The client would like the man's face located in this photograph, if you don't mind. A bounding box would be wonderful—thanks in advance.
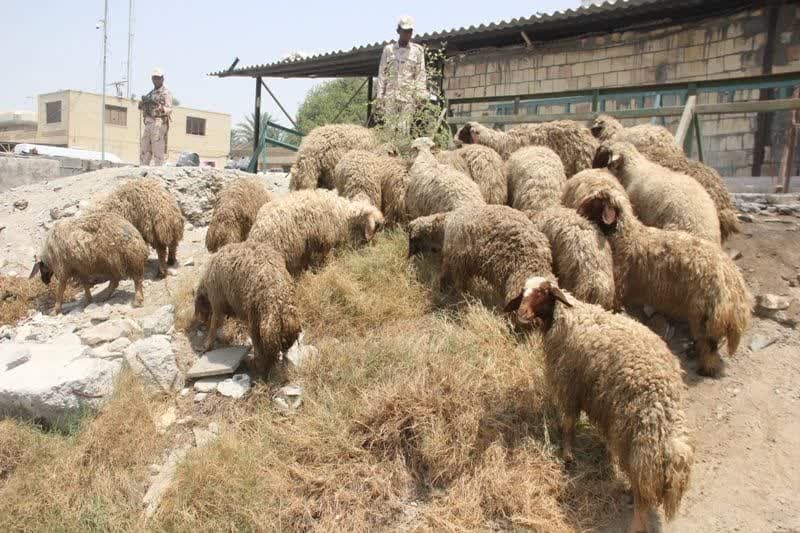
[397,28,413,46]
[152,76,164,89]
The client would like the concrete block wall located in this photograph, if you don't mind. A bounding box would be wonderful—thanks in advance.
[445,4,800,177]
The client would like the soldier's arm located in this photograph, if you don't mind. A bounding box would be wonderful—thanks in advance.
[160,91,173,119]
[415,47,428,102]
[375,46,389,100]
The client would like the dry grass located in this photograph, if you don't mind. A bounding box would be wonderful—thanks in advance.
[0,372,167,531]
[0,275,79,326]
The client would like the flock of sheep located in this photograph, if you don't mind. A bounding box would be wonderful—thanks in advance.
[29,113,754,532]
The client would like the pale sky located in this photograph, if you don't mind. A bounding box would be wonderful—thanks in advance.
[3,1,579,129]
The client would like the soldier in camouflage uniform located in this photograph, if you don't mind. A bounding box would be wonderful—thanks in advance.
[138,68,173,166]
[375,15,427,134]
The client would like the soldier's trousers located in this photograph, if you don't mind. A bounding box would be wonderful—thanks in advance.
[140,121,169,166]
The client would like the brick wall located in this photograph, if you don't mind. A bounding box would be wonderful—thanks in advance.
[444,4,800,177]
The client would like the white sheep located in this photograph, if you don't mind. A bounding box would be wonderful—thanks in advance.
[506,146,566,215]
[435,144,507,204]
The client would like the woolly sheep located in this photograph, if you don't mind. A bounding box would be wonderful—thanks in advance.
[248,189,385,276]
[506,146,566,215]
[289,124,379,190]
[577,186,752,377]
[332,149,410,226]
[408,205,554,308]
[594,141,721,244]
[455,120,598,176]
[95,178,185,277]
[590,114,740,240]
[30,211,148,314]
[531,206,615,310]
[435,144,507,204]
[194,241,301,377]
[405,137,485,219]
[561,168,626,209]
[508,278,693,533]
[205,176,273,252]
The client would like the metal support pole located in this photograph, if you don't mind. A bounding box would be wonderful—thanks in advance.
[261,80,299,130]
[253,76,262,173]
[366,76,373,127]
[100,0,108,167]
[126,0,134,98]
[693,113,704,162]
[779,87,800,193]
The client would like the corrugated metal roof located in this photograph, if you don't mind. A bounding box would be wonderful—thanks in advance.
[210,0,758,78]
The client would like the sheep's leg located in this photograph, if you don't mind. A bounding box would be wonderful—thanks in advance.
[202,305,223,353]
[82,282,94,307]
[155,245,168,278]
[132,278,144,307]
[52,278,68,315]
[167,244,178,266]
[696,337,722,377]
[628,488,649,533]
[561,412,577,465]
[249,320,276,378]
[98,279,119,301]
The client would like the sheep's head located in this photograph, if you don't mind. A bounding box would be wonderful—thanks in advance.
[588,114,621,140]
[407,213,447,256]
[410,137,435,157]
[455,122,481,145]
[592,141,634,174]
[505,277,572,329]
[29,258,53,285]
[193,286,211,324]
[576,188,627,235]
[353,204,385,244]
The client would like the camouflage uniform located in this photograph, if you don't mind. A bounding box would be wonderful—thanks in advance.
[375,41,427,133]
[139,85,173,166]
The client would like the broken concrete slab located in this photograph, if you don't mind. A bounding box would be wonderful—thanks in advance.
[217,373,251,399]
[79,318,142,346]
[125,336,180,393]
[186,346,250,379]
[139,305,174,337]
[143,445,191,518]
[192,376,223,393]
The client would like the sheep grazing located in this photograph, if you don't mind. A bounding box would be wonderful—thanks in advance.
[95,178,185,277]
[508,278,693,533]
[590,114,741,241]
[531,206,615,310]
[206,176,273,252]
[405,137,485,219]
[435,144,507,204]
[593,141,721,244]
[577,186,752,377]
[194,241,301,377]
[561,168,626,209]
[455,120,598,176]
[506,146,566,215]
[30,212,148,314]
[248,189,385,276]
[332,149,410,226]
[289,124,379,190]
[408,205,553,309]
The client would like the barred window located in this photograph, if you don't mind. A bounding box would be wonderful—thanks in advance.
[45,101,62,124]
[186,116,206,136]
[104,105,127,126]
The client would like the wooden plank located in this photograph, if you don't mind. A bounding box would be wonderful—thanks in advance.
[675,95,697,147]
[779,87,800,193]
[694,114,705,163]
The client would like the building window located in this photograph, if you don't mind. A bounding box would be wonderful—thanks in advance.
[186,116,206,136]
[45,101,62,124]
[104,105,128,126]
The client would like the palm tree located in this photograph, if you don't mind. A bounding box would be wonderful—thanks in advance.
[233,111,290,149]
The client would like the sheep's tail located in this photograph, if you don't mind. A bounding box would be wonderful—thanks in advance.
[289,155,321,190]
[718,208,742,241]
[662,431,693,520]
[709,264,752,356]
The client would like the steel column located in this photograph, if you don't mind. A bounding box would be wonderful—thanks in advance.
[253,76,262,173]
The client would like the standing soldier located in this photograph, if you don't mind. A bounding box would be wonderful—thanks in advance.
[375,15,427,134]
[138,68,173,166]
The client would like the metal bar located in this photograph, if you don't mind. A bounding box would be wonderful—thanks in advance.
[675,95,697,147]
[253,77,262,173]
[591,90,599,112]
[697,98,800,114]
[330,77,368,124]
[366,76,373,127]
[513,97,520,115]
[651,93,662,125]
[261,80,299,130]
[694,114,704,163]
[262,136,300,152]
[779,87,800,193]
[265,120,303,138]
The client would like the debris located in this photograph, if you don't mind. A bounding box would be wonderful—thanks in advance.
[285,339,319,368]
[749,335,777,352]
[13,199,28,211]
[186,346,250,379]
[217,373,251,399]
[193,392,208,402]
[179,387,191,397]
[192,376,223,393]
[79,318,142,346]
[756,294,791,314]
[737,213,754,223]
[85,303,112,324]
[158,406,177,433]
[727,249,742,260]
[273,384,303,411]
[182,257,195,267]
[139,304,175,337]
[124,336,180,393]
[192,424,220,447]
[143,445,191,517]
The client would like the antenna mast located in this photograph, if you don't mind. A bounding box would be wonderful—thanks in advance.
[127,0,135,98]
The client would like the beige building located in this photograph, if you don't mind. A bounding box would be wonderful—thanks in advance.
[8,90,230,167]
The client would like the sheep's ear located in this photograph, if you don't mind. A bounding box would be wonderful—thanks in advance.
[456,123,473,145]
[552,286,572,308]
[504,292,524,313]
[364,216,377,241]
[29,261,41,279]
[592,147,611,168]
[609,152,621,164]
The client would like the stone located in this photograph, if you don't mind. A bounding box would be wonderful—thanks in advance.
[756,294,791,313]
[749,335,776,352]
[192,376,223,393]
[186,346,250,379]
[193,392,208,402]
[217,373,251,399]
[738,213,754,223]
[274,384,303,410]
[86,304,112,324]
[192,424,219,447]
[143,445,191,517]
[727,249,743,260]
[79,318,142,346]
[284,334,319,368]
[139,305,175,337]
[124,336,180,393]
[158,406,176,433]
[0,325,12,340]
[106,337,132,353]
[0,342,121,430]
[13,199,28,210]
[179,387,191,397]
[642,305,656,319]
[647,314,674,341]
[182,257,195,267]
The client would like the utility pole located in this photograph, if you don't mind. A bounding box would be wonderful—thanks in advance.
[100,0,109,167]
[127,0,135,98]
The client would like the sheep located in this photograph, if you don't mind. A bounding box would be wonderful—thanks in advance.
[408,205,554,309]
[506,146,566,215]
[95,178,185,277]
[435,144,507,204]
[455,120,598,176]
[29,211,148,314]
[205,176,273,252]
[194,241,301,377]
[404,137,485,219]
[577,186,752,377]
[332,149,410,226]
[530,206,615,310]
[561,168,626,209]
[590,114,741,240]
[248,189,385,276]
[289,124,379,190]
[593,141,721,244]
[507,278,693,533]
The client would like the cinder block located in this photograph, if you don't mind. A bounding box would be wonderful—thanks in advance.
[724,55,742,71]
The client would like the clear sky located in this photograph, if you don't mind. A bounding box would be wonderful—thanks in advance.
[3,0,579,129]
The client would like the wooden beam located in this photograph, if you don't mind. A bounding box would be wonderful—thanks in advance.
[675,95,697,147]
[520,31,533,48]
[694,114,704,163]
[779,87,800,193]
